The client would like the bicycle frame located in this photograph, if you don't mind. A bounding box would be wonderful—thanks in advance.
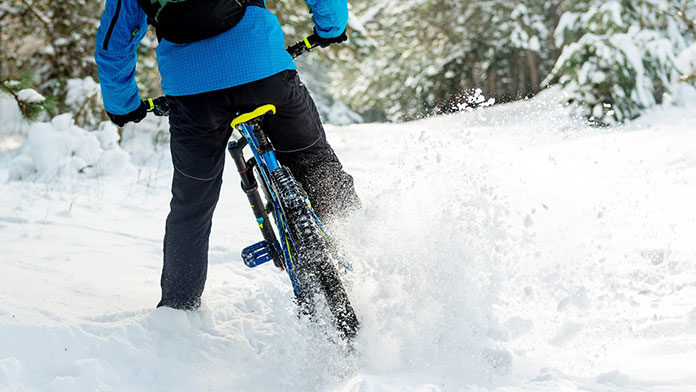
[228,116,359,339]
[227,120,304,296]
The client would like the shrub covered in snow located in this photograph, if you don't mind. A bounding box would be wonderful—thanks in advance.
[547,0,695,123]
[1,72,56,121]
[65,76,103,128]
[7,113,130,181]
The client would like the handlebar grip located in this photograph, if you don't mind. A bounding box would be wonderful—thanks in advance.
[286,34,320,58]
[145,96,169,116]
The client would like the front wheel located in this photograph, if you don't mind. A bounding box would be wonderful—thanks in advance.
[271,167,359,340]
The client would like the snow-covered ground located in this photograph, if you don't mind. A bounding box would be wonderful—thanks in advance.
[1,88,695,391]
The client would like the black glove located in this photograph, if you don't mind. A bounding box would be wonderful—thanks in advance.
[313,27,347,48]
[107,101,148,127]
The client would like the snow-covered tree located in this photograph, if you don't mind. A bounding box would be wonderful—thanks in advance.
[331,0,558,121]
[4,0,694,125]
[0,1,100,94]
[0,0,163,127]
[1,1,101,125]
[547,0,695,123]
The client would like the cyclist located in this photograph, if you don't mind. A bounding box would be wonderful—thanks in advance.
[95,0,360,310]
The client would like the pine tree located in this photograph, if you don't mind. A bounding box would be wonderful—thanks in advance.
[331,0,558,121]
[547,0,693,123]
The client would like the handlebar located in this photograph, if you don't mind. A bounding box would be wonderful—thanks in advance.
[146,34,323,117]
[286,34,320,59]
[144,97,169,116]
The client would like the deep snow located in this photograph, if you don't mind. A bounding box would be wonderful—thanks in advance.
[1,88,695,391]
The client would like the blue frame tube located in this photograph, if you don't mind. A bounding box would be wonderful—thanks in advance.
[239,123,302,295]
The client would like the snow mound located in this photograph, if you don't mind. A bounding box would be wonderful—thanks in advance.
[120,114,172,169]
[0,93,26,136]
[7,113,130,181]
[65,77,100,110]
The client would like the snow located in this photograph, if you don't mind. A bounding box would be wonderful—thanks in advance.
[65,77,100,110]
[601,1,624,27]
[1,89,696,391]
[16,89,45,104]
[5,114,130,181]
[675,41,696,77]
[554,13,579,47]
[0,93,26,136]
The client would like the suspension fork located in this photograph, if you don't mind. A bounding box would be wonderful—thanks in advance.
[227,138,283,267]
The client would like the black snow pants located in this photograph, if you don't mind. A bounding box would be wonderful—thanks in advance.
[158,70,359,310]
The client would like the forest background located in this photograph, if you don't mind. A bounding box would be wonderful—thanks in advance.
[1,0,695,127]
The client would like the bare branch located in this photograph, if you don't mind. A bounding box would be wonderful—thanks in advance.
[18,0,50,30]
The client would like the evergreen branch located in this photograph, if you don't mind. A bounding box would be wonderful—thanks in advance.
[1,75,49,120]
[676,1,696,38]
[0,78,20,101]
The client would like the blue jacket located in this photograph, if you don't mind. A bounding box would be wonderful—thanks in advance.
[95,0,348,115]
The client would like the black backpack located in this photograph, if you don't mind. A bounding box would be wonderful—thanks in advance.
[137,0,265,44]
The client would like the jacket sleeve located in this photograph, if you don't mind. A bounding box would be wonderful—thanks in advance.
[304,0,349,38]
[94,0,149,115]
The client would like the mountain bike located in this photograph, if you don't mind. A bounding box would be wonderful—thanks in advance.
[146,35,359,340]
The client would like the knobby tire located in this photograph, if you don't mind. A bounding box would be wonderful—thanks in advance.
[270,167,359,340]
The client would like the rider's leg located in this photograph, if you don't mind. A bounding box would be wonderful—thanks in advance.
[275,146,360,221]
[236,70,360,221]
[158,93,232,310]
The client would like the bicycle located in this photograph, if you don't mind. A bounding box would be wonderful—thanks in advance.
[145,34,359,340]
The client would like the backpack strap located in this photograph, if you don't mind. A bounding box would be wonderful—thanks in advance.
[247,0,265,8]
[144,0,267,44]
